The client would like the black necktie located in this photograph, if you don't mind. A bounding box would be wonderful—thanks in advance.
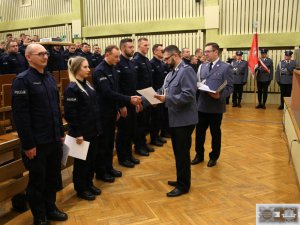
[209,62,213,72]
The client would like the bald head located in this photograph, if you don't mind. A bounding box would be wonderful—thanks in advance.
[25,44,49,73]
[25,43,46,55]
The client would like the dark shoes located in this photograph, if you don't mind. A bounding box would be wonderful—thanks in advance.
[158,136,167,143]
[96,173,115,183]
[109,169,122,177]
[237,103,242,108]
[207,159,217,167]
[161,133,171,138]
[34,218,50,225]
[119,160,135,168]
[166,188,188,197]
[232,103,237,107]
[278,105,284,110]
[150,140,163,147]
[47,208,68,221]
[262,104,266,109]
[135,148,149,156]
[167,181,177,187]
[145,145,155,152]
[130,156,140,164]
[191,155,204,165]
[89,185,101,195]
[256,104,262,109]
[77,190,96,201]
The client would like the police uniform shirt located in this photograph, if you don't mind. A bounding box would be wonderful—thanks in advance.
[93,60,130,116]
[275,59,296,84]
[48,49,66,71]
[63,51,78,68]
[133,52,153,90]
[231,60,248,84]
[91,53,103,68]
[257,57,274,82]
[0,52,28,74]
[150,57,169,91]
[79,51,94,68]
[12,67,64,150]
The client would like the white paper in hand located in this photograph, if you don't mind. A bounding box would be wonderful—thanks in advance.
[64,135,90,160]
[137,87,162,105]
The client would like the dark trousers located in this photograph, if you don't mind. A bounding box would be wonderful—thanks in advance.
[96,116,116,176]
[257,81,269,105]
[116,107,137,162]
[232,84,244,104]
[135,108,151,149]
[171,125,195,192]
[280,84,292,106]
[73,136,98,192]
[195,112,223,161]
[22,142,62,220]
[150,104,164,141]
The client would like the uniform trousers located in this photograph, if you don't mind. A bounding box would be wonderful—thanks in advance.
[135,108,151,149]
[22,141,62,220]
[195,112,223,161]
[279,84,292,107]
[232,84,244,104]
[257,81,270,105]
[170,125,195,192]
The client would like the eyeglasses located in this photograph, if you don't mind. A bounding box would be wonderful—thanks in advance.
[164,54,173,61]
[30,52,49,57]
[204,50,215,54]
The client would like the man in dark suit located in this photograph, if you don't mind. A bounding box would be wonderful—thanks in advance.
[192,42,233,167]
[155,45,198,197]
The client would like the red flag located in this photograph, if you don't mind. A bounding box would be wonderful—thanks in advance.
[248,33,258,77]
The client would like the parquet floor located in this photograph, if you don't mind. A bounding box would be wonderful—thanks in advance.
[2,104,300,225]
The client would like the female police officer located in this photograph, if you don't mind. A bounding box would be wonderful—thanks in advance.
[64,56,102,201]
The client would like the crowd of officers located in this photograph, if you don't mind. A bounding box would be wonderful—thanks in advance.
[4,32,297,225]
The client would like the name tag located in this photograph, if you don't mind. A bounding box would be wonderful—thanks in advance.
[14,90,27,95]
[66,98,77,102]
[99,77,107,81]
[33,82,41,85]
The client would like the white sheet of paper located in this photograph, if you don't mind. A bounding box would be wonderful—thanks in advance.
[61,144,70,166]
[64,135,90,160]
[137,87,162,105]
[197,82,216,93]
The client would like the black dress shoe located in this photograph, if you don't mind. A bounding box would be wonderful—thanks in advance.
[255,104,262,109]
[96,173,115,183]
[47,209,68,221]
[166,188,188,197]
[130,156,140,164]
[144,145,155,152]
[262,104,266,109]
[158,136,167,143]
[237,103,242,108]
[207,159,217,167]
[232,103,237,107]
[150,140,163,147]
[119,160,135,168]
[191,155,204,165]
[167,181,177,187]
[109,169,122,177]
[89,185,101,195]
[34,218,50,225]
[77,190,95,201]
[278,105,284,110]
[135,148,149,156]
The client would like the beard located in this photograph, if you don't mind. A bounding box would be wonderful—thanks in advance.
[125,50,134,58]
[167,58,176,70]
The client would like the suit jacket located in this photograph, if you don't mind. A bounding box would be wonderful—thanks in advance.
[275,60,296,84]
[231,60,248,84]
[197,60,233,114]
[164,61,198,128]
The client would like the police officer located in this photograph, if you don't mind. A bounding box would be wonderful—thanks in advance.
[12,44,68,225]
[93,45,141,181]
[231,50,248,107]
[256,48,273,109]
[115,38,141,168]
[0,40,28,74]
[48,45,66,72]
[133,37,154,156]
[64,56,102,201]
[91,44,103,68]
[79,43,94,68]
[276,50,296,110]
[154,45,198,197]
[181,48,191,66]
[150,44,168,146]
[63,44,78,68]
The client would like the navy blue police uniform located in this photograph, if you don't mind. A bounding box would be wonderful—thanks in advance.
[79,51,94,68]
[91,53,103,68]
[0,52,28,74]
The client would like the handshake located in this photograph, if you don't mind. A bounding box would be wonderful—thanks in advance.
[130,96,142,106]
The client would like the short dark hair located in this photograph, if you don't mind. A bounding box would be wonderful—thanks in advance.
[138,37,148,43]
[105,45,119,54]
[81,42,90,47]
[152,44,163,53]
[164,45,181,55]
[6,33,12,38]
[205,42,220,51]
[195,48,202,54]
[120,38,133,48]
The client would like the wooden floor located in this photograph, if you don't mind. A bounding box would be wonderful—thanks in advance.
[2,104,300,225]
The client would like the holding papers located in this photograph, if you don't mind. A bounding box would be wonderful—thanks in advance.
[197,79,227,93]
[64,134,90,161]
[137,87,163,105]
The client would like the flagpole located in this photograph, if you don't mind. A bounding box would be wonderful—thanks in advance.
[253,21,258,108]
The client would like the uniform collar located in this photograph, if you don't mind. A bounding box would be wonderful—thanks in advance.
[77,78,87,85]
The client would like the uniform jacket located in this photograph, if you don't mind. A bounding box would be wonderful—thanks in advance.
[256,57,273,82]
[164,61,198,128]
[91,53,103,68]
[275,60,296,84]
[0,52,28,74]
[64,80,102,139]
[197,60,233,114]
[150,57,169,91]
[133,52,153,90]
[93,60,130,118]
[12,67,64,151]
[231,60,248,84]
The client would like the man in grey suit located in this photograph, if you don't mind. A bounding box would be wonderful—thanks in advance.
[191,42,233,167]
[155,45,198,197]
